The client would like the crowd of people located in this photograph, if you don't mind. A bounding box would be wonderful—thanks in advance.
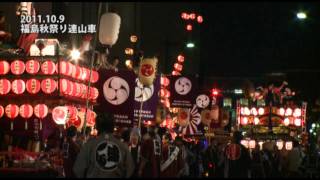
[1,112,319,178]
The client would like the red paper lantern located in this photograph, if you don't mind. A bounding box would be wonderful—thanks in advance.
[172,70,180,76]
[52,106,68,125]
[86,109,96,127]
[181,12,188,20]
[19,104,33,119]
[26,79,41,94]
[160,76,170,87]
[197,15,203,23]
[81,84,89,99]
[41,60,56,75]
[89,87,99,100]
[41,78,57,94]
[174,63,183,72]
[73,66,83,80]
[68,63,75,77]
[60,79,73,95]
[0,61,10,75]
[186,24,193,31]
[0,79,11,95]
[11,60,25,75]
[11,79,26,95]
[5,104,19,119]
[80,67,88,81]
[57,61,72,76]
[66,106,78,122]
[34,104,48,119]
[177,55,185,63]
[25,60,40,74]
[72,83,82,97]
[0,105,4,118]
[90,70,99,83]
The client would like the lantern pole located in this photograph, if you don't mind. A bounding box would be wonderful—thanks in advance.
[83,2,103,136]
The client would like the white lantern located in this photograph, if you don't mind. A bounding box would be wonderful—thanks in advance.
[240,140,249,148]
[283,118,290,126]
[249,140,256,149]
[276,140,284,150]
[99,13,121,46]
[293,108,302,117]
[285,141,293,150]
[258,107,265,115]
[285,108,293,116]
[254,117,260,125]
[279,107,285,116]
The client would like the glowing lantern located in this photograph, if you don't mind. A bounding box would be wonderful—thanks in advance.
[41,60,56,75]
[41,78,57,94]
[251,108,258,116]
[294,118,301,126]
[293,108,301,117]
[26,79,41,94]
[138,57,158,86]
[25,60,40,74]
[172,70,180,76]
[73,83,82,97]
[276,140,284,150]
[0,105,4,118]
[19,104,33,130]
[125,48,134,55]
[242,117,248,125]
[5,104,19,130]
[177,55,185,63]
[181,12,188,19]
[60,79,73,95]
[0,61,10,75]
[72,65,82,79]
[80,67,88,81]
[244,107,250,116]
[249,140,256,149]
[34,104,48,130]
[285,108,292,116]
[89,87,99,100]
[86,109,96,127]
[66,106,78,122]
[254,117,260,125]
[52,106,68,125]
[197,15,203,23]
[90,70,99,83]
[283,118,290,126]
[130,35,138,43]
[10,60,25,75]
[174,63,183,72]
[80,84,88,99]
[285,141,293,150]
[279,107,285,116]
[189,13,196,20]
[0,79,11,95]
[186,24,192,31]
[240,140,249,148]
[258,141,264,150]
[57,61,72,76]
[258,107,265,115]
[11,79,25,95]
[160,76,170,87]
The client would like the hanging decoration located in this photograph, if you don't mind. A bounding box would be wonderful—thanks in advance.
[34,104,48,130]
[5,104,19,130]
[41,78,57,94]
[26,79,41,94]
[138,57,158,86]
[19,104,33,130]
[11,79,26,95]
[0,79,11,95]
[0,61,10,75]
[10,60,25,75]
[41,60,56,75]
[25,59,40,74]
[0,105,4,118]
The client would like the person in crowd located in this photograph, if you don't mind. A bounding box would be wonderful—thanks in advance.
[73,112,134,178]
[251,143,265,178]
[138,126,160,178]
[121,127,131,145]
[63,126,80,178]
[128,127,141,177]
[285,140,304,177]
[223,131,251,178]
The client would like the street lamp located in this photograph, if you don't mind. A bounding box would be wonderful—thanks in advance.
[296,12,307,20]
[186,42,195,48]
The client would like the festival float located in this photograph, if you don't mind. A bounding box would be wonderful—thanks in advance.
[236,81,308,151]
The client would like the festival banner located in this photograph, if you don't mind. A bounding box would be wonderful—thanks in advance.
[168,75,198,108]
[133,75,160,125]
[96,69,136,127]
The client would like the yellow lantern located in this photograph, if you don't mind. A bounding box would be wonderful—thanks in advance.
[130,35,138,43]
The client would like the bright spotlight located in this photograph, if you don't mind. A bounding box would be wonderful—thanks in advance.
[70,49,81,60]
[297,12,307,20]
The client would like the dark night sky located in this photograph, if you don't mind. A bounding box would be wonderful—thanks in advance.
[1,2,320,101]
